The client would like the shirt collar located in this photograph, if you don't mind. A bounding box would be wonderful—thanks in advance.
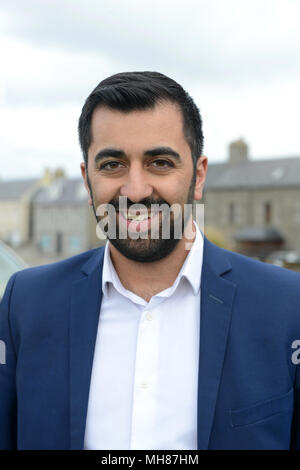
[102,220,203,299]
[176,221,203,295]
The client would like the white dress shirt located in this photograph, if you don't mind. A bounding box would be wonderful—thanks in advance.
[84,222,203,450]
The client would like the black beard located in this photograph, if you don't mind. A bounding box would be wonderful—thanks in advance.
[88,176,195,263]
[109,218,182,263]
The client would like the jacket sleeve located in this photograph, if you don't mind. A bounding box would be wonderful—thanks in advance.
[0,273,18,449]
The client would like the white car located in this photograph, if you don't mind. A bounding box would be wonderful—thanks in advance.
[0,241,27,300]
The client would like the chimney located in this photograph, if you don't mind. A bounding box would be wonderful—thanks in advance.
[54,167,65,179]
[228,138,249,165]
[41,167,54,186]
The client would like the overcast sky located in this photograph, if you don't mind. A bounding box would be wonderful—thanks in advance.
[0,0,300,179]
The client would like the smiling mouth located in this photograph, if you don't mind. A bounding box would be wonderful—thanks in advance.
[120,211,157,221]
[117,211,161,233]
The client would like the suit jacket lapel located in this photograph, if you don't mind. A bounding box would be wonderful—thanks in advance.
[69,238,236,450]
[197,237,237,449]
[69,247,105,450]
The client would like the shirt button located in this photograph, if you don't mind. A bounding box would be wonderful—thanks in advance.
[140,380,149,389]
[145,311,153,321]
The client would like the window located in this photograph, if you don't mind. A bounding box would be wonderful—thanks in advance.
[264,202,272,225]
[69,236,81,253]
[229,202,236,224]
[39,235,51,253]
[56,232,63,255]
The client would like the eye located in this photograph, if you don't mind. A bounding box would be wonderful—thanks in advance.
[150,159,174,169]
[99,161,125,171]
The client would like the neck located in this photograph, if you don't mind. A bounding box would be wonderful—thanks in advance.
[108,218,197,302]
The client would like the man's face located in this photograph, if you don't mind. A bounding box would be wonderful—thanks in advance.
[81,100,207,262]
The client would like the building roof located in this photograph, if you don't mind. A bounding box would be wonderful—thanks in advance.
[2,153,300,202]
[0,178,39,200]
[205,156,300,190]
[33,178,88,205]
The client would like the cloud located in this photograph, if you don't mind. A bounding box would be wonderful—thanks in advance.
[2,0,300,90]
[0,104,83,178]
[1,37,117,106]
[194,77,300,161]
[0,0,300,179]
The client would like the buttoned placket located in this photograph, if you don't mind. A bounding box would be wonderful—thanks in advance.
[129,305,160,449]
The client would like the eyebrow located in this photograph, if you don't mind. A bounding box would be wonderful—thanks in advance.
[94,148,126,163]
[94,146,182,164]
[144,147,181,161]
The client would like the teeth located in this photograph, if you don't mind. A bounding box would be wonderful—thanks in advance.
[122,212,156,221]
[128,214,149,221]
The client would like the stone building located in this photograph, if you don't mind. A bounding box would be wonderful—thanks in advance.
[32,177,102,257]
[202,139,300,259]
[0,177,40,246]
[0,168,65,248]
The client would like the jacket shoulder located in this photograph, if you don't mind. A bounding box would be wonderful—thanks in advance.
[221,246,300,285]
[12,245,105,286]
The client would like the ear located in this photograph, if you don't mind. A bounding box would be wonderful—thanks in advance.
[80,162,93,206]
[193,155,208,201]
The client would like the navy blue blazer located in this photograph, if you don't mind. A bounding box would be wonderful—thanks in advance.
[0,237,300,450]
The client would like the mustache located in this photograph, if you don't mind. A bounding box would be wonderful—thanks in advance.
[108,197,170,212]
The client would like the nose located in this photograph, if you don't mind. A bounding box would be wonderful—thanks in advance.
[119,164,153,202]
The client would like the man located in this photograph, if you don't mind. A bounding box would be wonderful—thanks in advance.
[0,71,300,450]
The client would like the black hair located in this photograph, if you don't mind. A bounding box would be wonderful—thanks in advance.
[78,71,204,170]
